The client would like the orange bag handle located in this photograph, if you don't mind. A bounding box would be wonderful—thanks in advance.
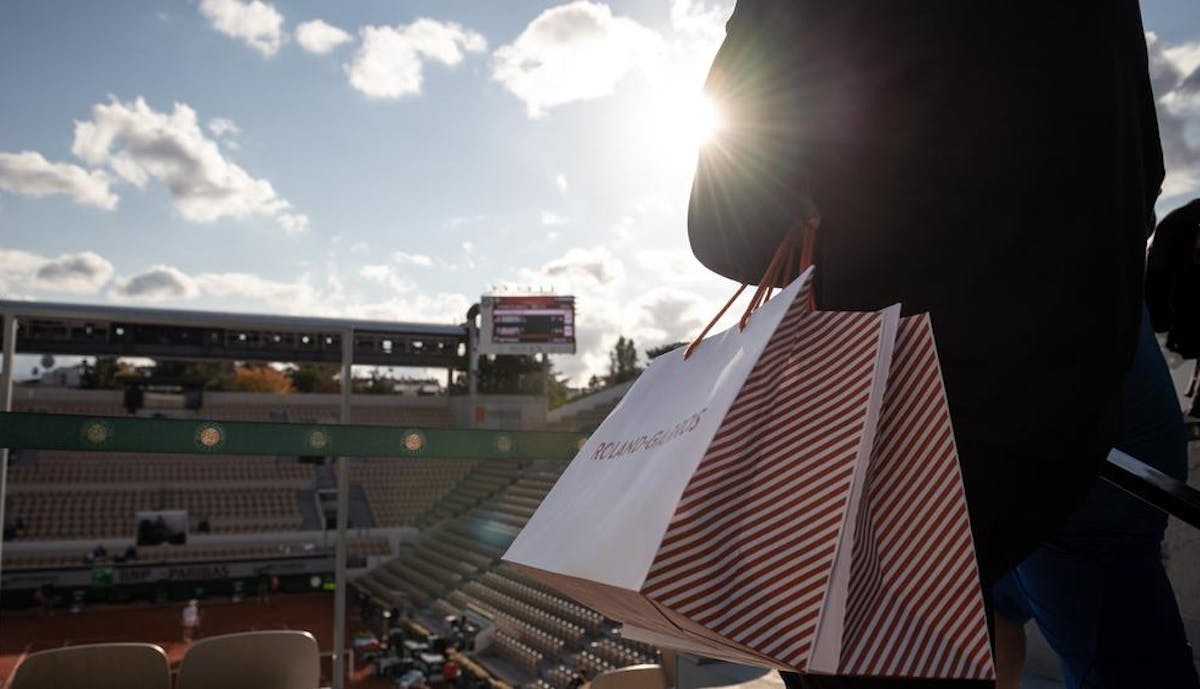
[684,218,817,360]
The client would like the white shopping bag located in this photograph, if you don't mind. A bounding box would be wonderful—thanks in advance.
[505,269,919,674]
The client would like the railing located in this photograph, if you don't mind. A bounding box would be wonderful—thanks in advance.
[1102,445,1200,529]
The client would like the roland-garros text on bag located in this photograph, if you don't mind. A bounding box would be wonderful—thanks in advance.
[503,263,994,679]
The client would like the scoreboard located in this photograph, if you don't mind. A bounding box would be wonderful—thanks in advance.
[479,295,576,355]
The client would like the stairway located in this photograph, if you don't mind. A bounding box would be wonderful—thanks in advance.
[295,489,323,530]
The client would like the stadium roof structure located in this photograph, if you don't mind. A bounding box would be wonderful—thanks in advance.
[0,300,469,369]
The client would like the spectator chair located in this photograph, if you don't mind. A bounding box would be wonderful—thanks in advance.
[175,630,320,689]
[8,642,170,689]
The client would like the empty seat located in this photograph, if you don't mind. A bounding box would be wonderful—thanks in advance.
[9,642,170,689]
[176,630,320,689]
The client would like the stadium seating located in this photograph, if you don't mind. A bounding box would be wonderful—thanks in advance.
[8,387,668,689]
[491,632,545,675]
[8,642,170,689]
[6,451,314,540]
[348,458,671,689]
[176,630,320,689]
[350,458,477,527]
[7,486,303,540]
[9,454,315,485]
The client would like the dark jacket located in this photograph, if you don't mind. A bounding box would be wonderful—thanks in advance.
[1147,199,1200,358]
[689,1,1164,589]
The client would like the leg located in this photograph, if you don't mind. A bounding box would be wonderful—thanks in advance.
[1007,308,1197,688]
[993,616,1026,689]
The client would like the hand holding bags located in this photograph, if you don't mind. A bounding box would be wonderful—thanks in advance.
[504,249,993,680]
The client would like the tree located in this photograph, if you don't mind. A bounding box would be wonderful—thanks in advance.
[607,336,641,384]
[231,364,294,393]
[546,358,570,409]
[151,360,235,390]
[361,370,396,395]
[80,357,129,389]
[646,342,685,361]
[476,355,546,395]
[288,363,340,393]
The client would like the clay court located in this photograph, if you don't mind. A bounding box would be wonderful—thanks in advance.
[0,592,387,687]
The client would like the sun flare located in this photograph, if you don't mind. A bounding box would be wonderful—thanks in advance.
[692,94,721,145]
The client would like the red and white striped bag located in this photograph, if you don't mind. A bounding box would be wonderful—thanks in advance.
[504,249,993,679]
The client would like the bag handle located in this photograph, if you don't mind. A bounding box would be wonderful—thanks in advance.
[684,217,817,360]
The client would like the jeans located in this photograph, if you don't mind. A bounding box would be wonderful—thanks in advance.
[993,306,1198,688]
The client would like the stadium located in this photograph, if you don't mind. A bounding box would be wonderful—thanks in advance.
[2,287,1199,689]
[0,297,674,689]
[3,2,1200,689]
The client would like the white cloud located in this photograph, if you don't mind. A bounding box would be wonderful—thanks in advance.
[72,97,308,232]
[296,19,352,55]
[392,251,433,267]
[35,252,115,293]
[114,260,467,323]
[360,264,391,282]
[113,265,199,301]
[198,0,284,57]
[1147,33,1200,203]
[629,286,707,345]
[0,151,118,209]
[540,210,567,225]
[1164,43,1200,83]
[347,292,472,324]
[668,0,728,41]
[0,248,115,297]
[492,1,663,117]
[0,249,47,298]
[345,20,486,99]
[207,117,241,137]
[194,271,319,307]
[555,173,569,193]
[541,245,623,284]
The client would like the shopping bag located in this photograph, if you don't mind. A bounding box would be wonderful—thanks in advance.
[833,314,993,678]
[504,267,919,674]
[621,313,994,680]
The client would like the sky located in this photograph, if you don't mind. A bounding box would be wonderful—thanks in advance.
[1,0,1199,386]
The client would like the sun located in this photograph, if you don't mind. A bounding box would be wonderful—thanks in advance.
[691,94,722,146]
[664,92,722,153]
[627,88,725,173]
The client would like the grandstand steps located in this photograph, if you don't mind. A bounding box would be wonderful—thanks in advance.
[424,537,494,569]
[441,521,514,555]
[314,463,335,490]
[419,545,481,576]
[417,462,524,527]
[349,483,375,529]
[296,489,323,531]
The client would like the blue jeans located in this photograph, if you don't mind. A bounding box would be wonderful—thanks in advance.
[993,306,1198,688]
